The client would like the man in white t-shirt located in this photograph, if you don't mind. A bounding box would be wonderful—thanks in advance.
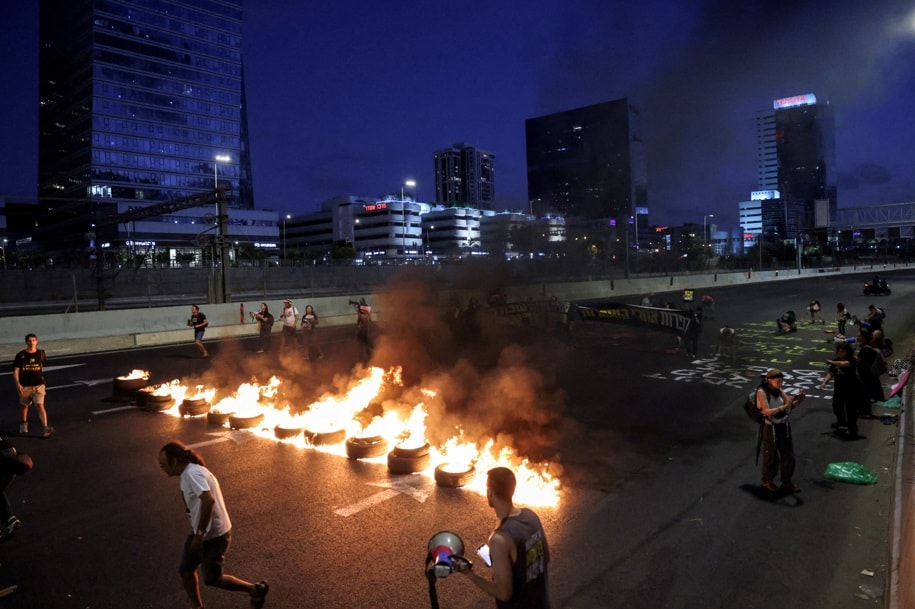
[279,298,298,352]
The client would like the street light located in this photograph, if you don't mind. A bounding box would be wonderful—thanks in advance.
[402,179,415,260]
[703,214,714,265]
[282,214,291,262]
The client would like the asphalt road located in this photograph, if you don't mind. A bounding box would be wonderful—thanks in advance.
[0,269,911,608]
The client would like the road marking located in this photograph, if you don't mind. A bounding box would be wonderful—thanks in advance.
[92,405,138,415]
[335,476,435,517]
[75,378,114,387]
[187,431,258,449]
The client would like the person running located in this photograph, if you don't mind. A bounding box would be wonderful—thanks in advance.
[158,441,269,609]
[13,333,53,437]
[188,305,209,358]
[0,436,33,541]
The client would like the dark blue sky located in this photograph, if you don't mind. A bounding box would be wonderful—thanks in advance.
[2,1,914,229]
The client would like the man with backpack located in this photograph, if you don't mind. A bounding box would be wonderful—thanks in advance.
[754,369,806,493]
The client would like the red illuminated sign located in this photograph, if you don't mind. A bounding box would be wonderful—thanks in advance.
[363,202,388,211]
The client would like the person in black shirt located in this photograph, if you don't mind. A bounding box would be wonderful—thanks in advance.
[13,333,53,437]
[457,467,550,608]
[188,305,209,358]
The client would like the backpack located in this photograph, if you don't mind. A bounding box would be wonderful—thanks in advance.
[743,390,764,424]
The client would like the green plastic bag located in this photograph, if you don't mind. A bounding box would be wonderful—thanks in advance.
[876,395,902,409]
[824,462,878,485]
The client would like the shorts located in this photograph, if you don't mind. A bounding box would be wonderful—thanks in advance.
[282,326,296,337]
[179,531,231,586]
[19,384,46,407]
[194,329,205,342]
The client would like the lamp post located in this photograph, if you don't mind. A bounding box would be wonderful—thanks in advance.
[282,214,290,262]
[402,179,415,260]
[703,214,714,267]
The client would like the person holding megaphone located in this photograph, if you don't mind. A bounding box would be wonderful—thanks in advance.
[454,467,551,608]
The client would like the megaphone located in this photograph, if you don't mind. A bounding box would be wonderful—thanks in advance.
[428,531,465,578]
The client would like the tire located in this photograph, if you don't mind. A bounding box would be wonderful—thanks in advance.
[434,463,477,488]
[228,413,264,430]
[179,398,210,417]
[345,435,389,459]
[207,411,233,426]
[112,376,148,402]
[140,392,174,412]
[304,428,347,446]
[274,425,304,440]
[388,442,430,458]
[387,446,432,474]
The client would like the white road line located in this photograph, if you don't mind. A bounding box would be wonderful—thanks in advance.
[335,476,435,517]
[334,489,400,517]
[91,405,138,415]
[187,437,231,449]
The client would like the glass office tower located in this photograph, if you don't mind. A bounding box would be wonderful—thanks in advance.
[525,98,647,222]
[37,0,253,257]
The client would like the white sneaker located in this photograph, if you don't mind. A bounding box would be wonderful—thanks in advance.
[18,423,27,434]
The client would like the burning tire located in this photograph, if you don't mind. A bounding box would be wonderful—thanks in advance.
[345,436,389,459]
[304,428,347,446]
[229,413,265,430]
[387,443,431,474]
[434,463,477,488]
[274,425,304,440]
[207,411,233,426]
[179,398,210,417]
[112,376,147,402]
[139,391,173,412]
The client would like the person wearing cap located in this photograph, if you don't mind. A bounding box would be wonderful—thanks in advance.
[279,299,298,352]
[755,369,805,492]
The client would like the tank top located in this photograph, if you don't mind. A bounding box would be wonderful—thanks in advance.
[496,507,551,609]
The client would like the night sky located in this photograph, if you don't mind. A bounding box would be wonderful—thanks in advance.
[1,1,914,230]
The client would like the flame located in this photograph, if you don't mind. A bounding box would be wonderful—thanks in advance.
[118,369,149,380]
[147,366,560,506]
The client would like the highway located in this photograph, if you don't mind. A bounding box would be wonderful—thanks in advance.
[0,269,911,608]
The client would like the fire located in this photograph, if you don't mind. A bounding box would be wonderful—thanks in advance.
[133,366,560,506]
[118,369,149,380]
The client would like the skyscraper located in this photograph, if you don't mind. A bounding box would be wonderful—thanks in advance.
[37,0,254,256]
[755,93,836,240]
[433,143,495,209]
[525,98,647,221]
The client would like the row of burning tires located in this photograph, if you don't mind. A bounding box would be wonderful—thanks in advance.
[133,387,475,486]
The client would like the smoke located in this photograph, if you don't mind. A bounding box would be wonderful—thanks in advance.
[369,266,567,462]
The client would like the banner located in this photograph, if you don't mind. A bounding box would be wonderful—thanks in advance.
[570,302,694,336]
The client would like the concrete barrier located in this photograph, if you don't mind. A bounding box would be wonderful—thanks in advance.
[0,265,865,361]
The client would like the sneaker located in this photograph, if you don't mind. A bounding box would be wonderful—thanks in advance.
[761,481,778,492]
[18,423,27,434]
[201,352,209,359]
[781,482,801,493]
[250,580,269,608]
[41,426,54,438]
[0,516,20,543]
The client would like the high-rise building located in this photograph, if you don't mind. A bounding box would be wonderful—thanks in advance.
[36,0,258,258]
[433,143,495,209]
[525,98,647,222]
[755,93,836,240]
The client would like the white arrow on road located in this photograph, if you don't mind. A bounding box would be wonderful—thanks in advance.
[335,476,435,517]
[187,430,259,450]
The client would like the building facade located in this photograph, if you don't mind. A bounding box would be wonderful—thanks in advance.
[755,93,836,240]
[525,98,648,223]
[35,0,263,263]
[433,143,495,209]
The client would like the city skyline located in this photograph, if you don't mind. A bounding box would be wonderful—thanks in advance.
[2,1,914,231]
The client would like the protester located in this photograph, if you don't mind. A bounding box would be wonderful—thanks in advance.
[13,333,53,437]
[355,300,373,363]
[776,311,797,334]
[755,369,805,492]
[806,299,824,324]
[819,343,865,437]
[713,325,737,360]
[188,305,209,358]
[158,441,269,609]
[835,302,851,336]
[301,304,324,361]
[456,467,550,608]
[252,303,274,353]
[0,437,32,541]
[279,299,299,352]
